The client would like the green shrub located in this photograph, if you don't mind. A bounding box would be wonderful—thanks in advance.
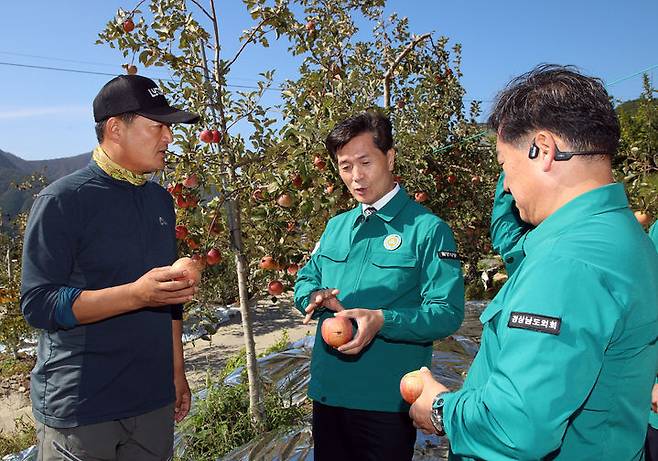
[176,344,308,461]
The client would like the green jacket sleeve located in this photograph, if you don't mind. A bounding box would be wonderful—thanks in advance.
[293,240,324,317]
[378,220,465,342]
[649,222,658,251]
[490,173,533,275]
[442,256,618,460]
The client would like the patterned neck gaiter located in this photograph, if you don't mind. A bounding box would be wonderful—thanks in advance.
[92,145,147,186]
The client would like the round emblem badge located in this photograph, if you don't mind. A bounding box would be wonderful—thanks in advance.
[383,234,402,251]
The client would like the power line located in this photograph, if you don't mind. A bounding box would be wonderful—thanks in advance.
[0,61,284,92]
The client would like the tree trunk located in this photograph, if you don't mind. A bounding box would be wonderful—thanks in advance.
[201,5,265,426]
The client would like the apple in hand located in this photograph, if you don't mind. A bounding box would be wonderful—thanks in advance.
[171,257,202,286]
[400,370,423,404]
[321,316,353,348]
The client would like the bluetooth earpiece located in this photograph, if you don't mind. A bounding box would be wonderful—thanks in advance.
[528,141,540,159]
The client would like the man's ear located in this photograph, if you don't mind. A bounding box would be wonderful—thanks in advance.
[104,117,122,143]
[534,131,557,172]
[386,148,396,172]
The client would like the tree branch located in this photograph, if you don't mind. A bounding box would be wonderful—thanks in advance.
[383,33,431,109]
[225,16,274,71]
[188,0,213,21]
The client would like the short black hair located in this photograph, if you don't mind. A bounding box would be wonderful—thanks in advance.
[326,111,393,158]
[488,64,620,154]
[95,112,138,143]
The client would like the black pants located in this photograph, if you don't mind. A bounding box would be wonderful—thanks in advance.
[312,401,416,461]
[647,425,658,461]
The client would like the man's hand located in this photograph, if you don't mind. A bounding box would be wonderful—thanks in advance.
[303,288,342,324]
[129,266,197,308]
[409,367,450,435]
[174,370,191,423]
[334,308,384,355]
[652,383,658,413]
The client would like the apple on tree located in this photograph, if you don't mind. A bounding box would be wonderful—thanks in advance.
[122,18,135,33]
[267,280,284,296]
[277,193,293,208]
[175,225,188,240]
[206,248,222,266]
[259,256,278,270]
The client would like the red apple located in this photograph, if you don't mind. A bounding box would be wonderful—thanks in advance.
[211,130,221,143]
[287,263,299,275]
[447,174,457,185]
[259,256,278,270]
[167,183,183,197]
[183,174,198,188]
[200,130,213,143]
[325,183,335,194]
[186,238,199,250]
[172,256,202,286]
[277,193,293,208]
[267,280,284,296]
[415,191,429,203]
[396,99,406,109]
[400,370,424,404]
[206,248,222,266]
[313,156,327,171]
[305,20,316,32]
[175,225,188,240]
[252,188,264,202]
[176,195,188,208]
[122,18,135,33]
[321,316,353,348]
[291,173,303,189]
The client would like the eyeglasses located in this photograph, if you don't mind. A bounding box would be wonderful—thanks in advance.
[529,141,609,161]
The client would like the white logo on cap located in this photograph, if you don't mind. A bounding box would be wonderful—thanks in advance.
[148,88,164,98]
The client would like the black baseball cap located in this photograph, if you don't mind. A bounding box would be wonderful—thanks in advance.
[93,74,200,124]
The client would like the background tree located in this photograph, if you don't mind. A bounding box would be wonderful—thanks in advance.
[615,74,658,226]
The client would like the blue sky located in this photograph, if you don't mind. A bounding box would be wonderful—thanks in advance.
[1,0,656,160]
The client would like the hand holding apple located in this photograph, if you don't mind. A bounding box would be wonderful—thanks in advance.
[171,257,203,286]
[129,265,198,308]
[408,367,450,435]
[303,288,342,324]
[333,308,384,355]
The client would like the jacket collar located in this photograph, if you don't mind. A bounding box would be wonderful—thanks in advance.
[524,182,629,255]
[351,186,411,226]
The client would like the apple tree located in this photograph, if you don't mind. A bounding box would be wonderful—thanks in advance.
[97,0,499,428]
[615,74,658,226]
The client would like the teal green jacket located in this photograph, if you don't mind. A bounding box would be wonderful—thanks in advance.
[294,188,464,412]
[444,180,658,460]
[649,221,658,431]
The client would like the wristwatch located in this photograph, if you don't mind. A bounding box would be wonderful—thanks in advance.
[430,392,448,435]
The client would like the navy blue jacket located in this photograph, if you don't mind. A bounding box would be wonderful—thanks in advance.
[21,161,182,428]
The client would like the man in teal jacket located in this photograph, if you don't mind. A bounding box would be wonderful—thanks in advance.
[409,65,658,460]
[294,111,464,460]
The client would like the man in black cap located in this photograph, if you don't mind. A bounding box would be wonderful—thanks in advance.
[21,74,200,461]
